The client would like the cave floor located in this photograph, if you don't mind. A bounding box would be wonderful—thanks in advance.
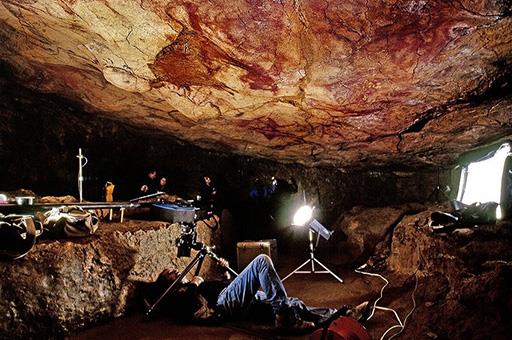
[70,256,417,340]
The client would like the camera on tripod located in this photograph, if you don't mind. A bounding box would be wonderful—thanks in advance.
[175,209,216,258]
[146,209,237,318]
[175,222,203,257]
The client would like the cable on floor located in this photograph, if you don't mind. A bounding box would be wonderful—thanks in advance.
[355,264,418,340]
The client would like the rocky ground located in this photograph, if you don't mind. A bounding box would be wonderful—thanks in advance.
[1,203,511,339]
[384,210,512,339]
[337,203,512,339]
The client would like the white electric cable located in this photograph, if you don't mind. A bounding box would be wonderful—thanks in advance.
[355,265,418,340]
[354,265,389,320]
[386,274,417,340]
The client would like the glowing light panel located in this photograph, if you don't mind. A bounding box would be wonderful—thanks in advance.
[293,205,313,226]
[458,143,510,219]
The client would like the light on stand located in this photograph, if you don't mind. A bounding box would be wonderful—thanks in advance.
[282,205,343,284]
[293,205,313,226]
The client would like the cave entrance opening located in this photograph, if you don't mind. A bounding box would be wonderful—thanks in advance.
[457,142,511,219]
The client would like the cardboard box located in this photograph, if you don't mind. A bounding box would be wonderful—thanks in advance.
[237,239,277,271]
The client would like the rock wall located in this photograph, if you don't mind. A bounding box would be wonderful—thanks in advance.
[331,205,512,338]
[357,207,512,339]
[0,74,451,236]
[0,1,510,168]
[324,203,426,265]
[0,220,221,339]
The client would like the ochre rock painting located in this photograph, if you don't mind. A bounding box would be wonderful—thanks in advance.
[0,0,510,167]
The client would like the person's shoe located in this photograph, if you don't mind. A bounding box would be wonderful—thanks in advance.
[275,314,316,333]
[346,301,371,323]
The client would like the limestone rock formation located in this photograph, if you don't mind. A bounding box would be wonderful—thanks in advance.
[335,205,411,262]
[0,1,511,168]
[324,205,511,338]
[0,220,221,338]
[383,210,512,338]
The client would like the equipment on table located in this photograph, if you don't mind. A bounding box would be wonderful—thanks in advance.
[0,201,140,223]
[43,206,99,238]
[102,181,116,220]
[236,239,277,272]
[129,191,166,202]
[105,182,115,202]
[151,203,196,224]
[15,196,35,205]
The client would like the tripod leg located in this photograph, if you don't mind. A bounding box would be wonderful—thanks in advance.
[313,258,343,283]
[146,251,205,317]
[207,248,239,277]
[281,258,312,281]
[195,256,206,276]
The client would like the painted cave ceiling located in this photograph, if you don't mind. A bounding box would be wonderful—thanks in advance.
[0,0,511,168]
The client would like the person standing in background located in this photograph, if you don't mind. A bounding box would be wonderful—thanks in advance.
[140,169,158,194]
[159,177,168,193]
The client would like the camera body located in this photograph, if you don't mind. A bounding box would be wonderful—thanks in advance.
[175,222,203,257]
[175,207,217,257]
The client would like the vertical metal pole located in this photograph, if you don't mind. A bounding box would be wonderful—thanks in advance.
[309,229,315,272]
[77,148,88,203]
[78,148,83,203]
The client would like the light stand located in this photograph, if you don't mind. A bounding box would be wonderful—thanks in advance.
[282,228,343,283]
[282,206,343,283]
[77,148,88,203]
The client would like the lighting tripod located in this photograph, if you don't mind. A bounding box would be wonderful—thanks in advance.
[281,229,343,283]
[145,243,238,317]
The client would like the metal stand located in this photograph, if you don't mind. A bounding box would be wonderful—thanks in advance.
[129,191,166,202]
[428,167,450,202]
[145,244,238,317]
[77,148,88,203]
[282,229,343,283]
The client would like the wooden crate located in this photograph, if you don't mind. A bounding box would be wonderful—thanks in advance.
[236,239,277,271]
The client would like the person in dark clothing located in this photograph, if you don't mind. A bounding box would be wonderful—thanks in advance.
[145,255,370,331]
[158,177,168,193]
[140,170,158,194]
[199,176,216,204]
[199,175,224,214]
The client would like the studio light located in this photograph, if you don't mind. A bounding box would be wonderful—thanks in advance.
[457,143,511,220]
[292,205,334,240]
[282,203,342,284]
[293,205,313,226]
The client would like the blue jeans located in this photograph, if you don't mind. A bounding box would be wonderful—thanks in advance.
[216,254,288,318]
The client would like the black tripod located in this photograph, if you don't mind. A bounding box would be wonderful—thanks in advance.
[145,242,238,317]
[428,168,451,202]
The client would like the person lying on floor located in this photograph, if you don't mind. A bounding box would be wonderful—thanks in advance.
[144,254,369,332]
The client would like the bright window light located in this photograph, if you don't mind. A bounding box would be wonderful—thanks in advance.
[293,205,313,226]
[458,143,510,219]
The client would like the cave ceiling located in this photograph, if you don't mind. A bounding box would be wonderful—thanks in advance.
[0,0,511,169]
